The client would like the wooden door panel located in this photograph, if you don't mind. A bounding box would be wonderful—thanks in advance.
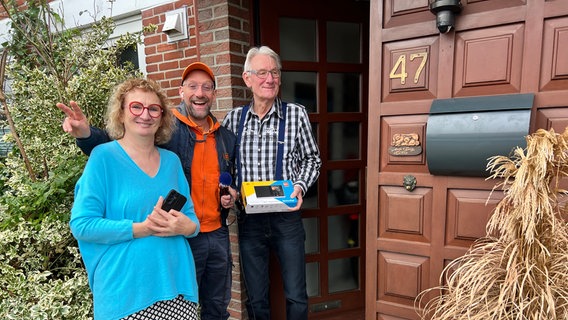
[454,23,525,97]
[544,0,568,18]
[540,16,568,91]
[462,0,527,14]
[376,183,433,319]
[377,251,429,308]
[379,186,432,244]
[383,0,430,29]
[536,107,568,132]
[535,107,568,226]
[380,115,429,173]
[382,37,439,102]
[445,189,504,249]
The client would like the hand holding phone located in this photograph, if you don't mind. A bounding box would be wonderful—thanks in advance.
[161,189,187,212]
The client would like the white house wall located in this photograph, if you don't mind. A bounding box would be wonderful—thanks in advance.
[50,0,173,29]
[0,0,176,73]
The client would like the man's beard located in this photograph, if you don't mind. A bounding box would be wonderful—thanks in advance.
[184,99,210,121]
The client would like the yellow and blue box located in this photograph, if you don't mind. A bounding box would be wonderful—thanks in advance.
[241,180,298,213]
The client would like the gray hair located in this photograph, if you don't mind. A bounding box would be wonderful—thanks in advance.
[244,46,282,72]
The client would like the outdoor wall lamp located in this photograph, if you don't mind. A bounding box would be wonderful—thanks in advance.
[429,0,462,34]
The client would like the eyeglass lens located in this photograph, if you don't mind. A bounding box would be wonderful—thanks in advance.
[184,83,214,93]
[250,69,280,79]
[128,101,163,118]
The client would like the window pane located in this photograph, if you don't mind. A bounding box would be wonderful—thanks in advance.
[327,21,361,63]
[118,44,139,70]
[303,217,319,254]
[302,178,318,209]
[328,213,359,251]
[328,258,359,293]
[306,262,320,297]
[328,169,360,207]
[328,122,360,160]
[311,123,319,146]
[280,18,317,62]
[281,71,317,113]
[327,73,360,112]
[302,122,319,207]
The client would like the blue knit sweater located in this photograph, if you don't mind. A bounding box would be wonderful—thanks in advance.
[70,141,200,320]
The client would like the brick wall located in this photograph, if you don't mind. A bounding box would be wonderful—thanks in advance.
[0,0,29,19]
[142,0,252,117]
[141,1,253,319]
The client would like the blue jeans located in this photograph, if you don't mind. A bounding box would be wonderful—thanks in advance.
[187,226,232,320]
[238,211,308,320]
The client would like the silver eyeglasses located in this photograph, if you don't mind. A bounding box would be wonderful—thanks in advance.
[247,69,281,79]
[183,82,215,93]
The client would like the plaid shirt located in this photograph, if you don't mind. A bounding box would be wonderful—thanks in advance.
[222,98,321,195]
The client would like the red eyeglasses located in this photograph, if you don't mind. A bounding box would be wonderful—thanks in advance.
[128,101,163,118]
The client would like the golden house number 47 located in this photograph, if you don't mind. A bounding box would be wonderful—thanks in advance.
[389,52,428,85]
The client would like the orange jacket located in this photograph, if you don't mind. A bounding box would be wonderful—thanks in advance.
[173,109,222,232]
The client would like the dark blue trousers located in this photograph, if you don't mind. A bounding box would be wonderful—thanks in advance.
[238,211,308,320]
[187,226,232,320]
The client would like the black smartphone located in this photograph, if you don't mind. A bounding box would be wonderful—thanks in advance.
[161,189,187,212]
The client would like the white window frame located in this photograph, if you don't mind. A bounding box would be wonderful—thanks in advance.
[49,0,176,75]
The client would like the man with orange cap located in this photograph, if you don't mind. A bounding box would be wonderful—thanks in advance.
[57,62,237,320]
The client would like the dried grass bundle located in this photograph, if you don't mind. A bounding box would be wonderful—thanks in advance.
[417,128,568,319]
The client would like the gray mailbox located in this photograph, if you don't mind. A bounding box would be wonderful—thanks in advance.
[426,93,533,177]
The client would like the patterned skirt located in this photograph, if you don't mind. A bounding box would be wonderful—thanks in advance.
[121,295,198,320]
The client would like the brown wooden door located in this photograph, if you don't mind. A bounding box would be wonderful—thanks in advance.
[367,0,568,319]
[254,0,369,318]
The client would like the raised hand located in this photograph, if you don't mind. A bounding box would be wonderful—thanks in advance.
[56,101,91,138]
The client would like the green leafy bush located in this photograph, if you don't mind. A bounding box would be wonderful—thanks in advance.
[0,218,92,320]
[0,1,148,318]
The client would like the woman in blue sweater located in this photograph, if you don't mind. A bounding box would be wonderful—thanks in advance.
[70,78,200,320]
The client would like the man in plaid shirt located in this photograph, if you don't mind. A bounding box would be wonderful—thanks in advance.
[222,46,321,320]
